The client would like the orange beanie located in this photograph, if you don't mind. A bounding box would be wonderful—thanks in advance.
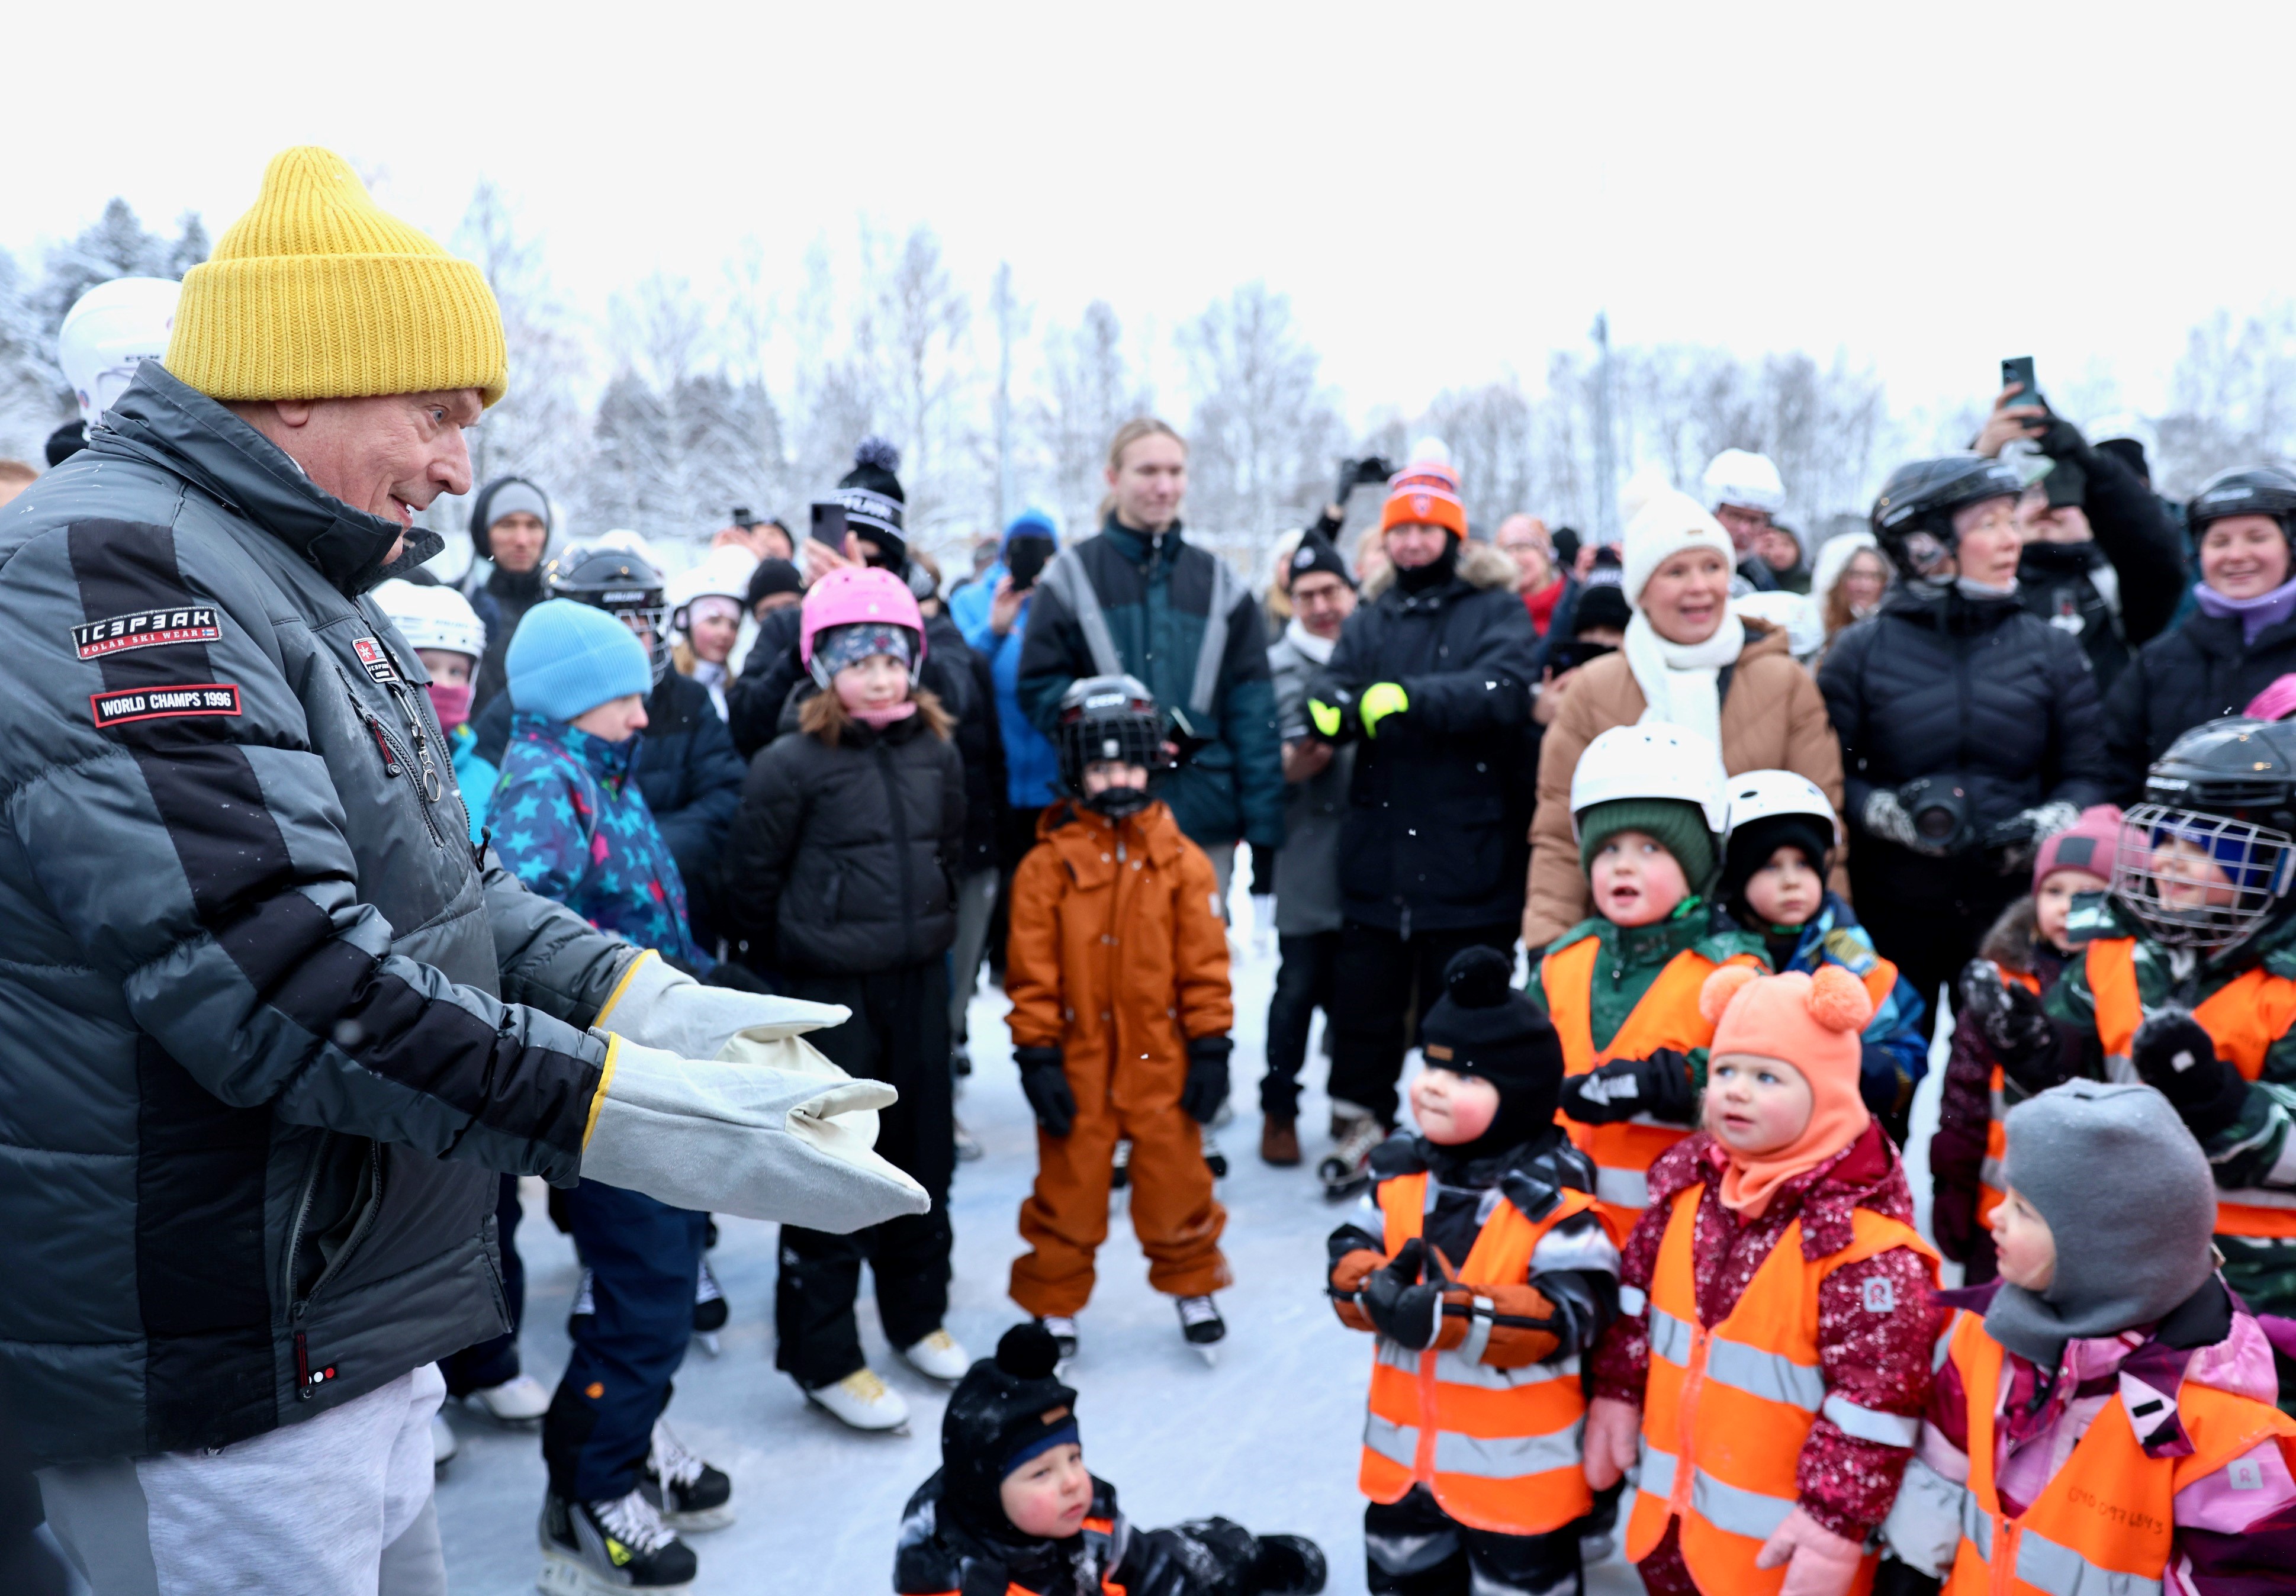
[1699,966,1874,1217]
[1380,457,1468,539]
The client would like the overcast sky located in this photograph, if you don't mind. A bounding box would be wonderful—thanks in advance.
[7,2,2286,430]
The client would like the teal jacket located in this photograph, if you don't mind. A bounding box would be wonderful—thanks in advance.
[1015,517,1285,850]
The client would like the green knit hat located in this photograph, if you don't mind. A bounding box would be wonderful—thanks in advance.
[1577,797,1717,886]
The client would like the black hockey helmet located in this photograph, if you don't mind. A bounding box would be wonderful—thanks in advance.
[544,544,671,684]
[2186,466,2296,543]
[1869,453,2025,581]
[1056,674,1163,818]
[2117,717,2296,954]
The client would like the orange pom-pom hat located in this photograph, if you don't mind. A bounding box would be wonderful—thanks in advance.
[1698,966,1878,1216]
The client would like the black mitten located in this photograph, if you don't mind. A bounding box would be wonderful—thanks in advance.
[1957,961,2069,1093]
[1015,1045,1077,1137]
[1182,1035,1232,1124]
[1558,1048,1697,1126]
[2132,1007,2250,1140]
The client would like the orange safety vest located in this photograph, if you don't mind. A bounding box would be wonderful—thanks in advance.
[2086,937,2296,1240]
[1359,1173,1603,1534]
[1938,1308,2296,1595]
[1623,1182,1937,1596]
[1541,937,1761,1234]
[1975,966,2043,1235]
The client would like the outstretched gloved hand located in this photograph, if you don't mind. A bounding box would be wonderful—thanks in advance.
[1558,1049,1698,1127]
[1956,960,2070,1093]
[1755,1505,1866,1596]
[594,950,851,1060]
[578,1029,928,1233]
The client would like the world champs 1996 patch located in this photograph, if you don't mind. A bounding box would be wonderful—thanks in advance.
[351,636,400,684]
[89,683,243,729]
[72,606,222,659]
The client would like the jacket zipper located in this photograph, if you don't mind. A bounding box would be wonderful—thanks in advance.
[876,742,918,965]
[285,1140,385,1400]
[335,665,449,850]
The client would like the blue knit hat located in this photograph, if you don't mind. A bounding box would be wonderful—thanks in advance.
[507,600,652,721]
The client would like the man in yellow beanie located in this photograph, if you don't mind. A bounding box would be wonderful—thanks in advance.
[0,147,924,1596]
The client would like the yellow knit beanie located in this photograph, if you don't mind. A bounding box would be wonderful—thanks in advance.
[166,146,508,408]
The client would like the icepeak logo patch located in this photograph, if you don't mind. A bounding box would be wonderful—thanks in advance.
[90,683,243,729]
[350,636,400,684]
[72,607,221,660]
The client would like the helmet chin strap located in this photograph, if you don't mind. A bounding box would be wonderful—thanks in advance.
[1083,784,1152,819]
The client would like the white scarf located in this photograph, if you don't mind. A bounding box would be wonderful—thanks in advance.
[1623,609,1744,748]
[1284,616,1337,665]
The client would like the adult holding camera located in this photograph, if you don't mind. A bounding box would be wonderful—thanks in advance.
[2102,467,2296,799]
[1819,455,2110,1009]
[1522,482,1844,950]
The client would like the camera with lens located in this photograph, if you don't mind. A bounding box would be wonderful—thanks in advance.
[1897,775,1976,855]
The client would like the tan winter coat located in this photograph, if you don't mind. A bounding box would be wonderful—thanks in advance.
[1523,618,1847,948]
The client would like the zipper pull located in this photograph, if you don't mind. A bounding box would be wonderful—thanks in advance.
[364,713,403,777]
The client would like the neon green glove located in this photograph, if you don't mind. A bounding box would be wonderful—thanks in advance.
[1359,681,1410,738]
[1308,698,1345,739]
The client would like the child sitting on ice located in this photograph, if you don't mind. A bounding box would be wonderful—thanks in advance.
[1879,1081,2296,1592]
[894,1323,1326,1595]
[1937,805,2131,1282]
[1719,768,1930,1141]
[1326,947,1621,1595]
[1583,966,1940,1596]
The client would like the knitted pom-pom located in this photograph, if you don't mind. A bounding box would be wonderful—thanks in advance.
[995,1321,1061,1381]
[853,435,902,474]
[1443,945,1515,1009]
[1807,964,1875,1034]
[1699,962,1761,1025]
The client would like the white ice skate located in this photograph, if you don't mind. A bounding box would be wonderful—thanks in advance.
[1176,1295,1225,1366]
[806,1367,912,1434]
[901,1328,970,1382]
[430,1411,458,1470]
[1037,1315,1079,1367]
[465,1372,551,1426]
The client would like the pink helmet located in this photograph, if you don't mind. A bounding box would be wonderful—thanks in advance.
[2247,675,2296,723]
[799,566,927,688]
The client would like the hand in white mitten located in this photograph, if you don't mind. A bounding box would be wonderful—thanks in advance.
[1755,1505,1865,1596]
[596,950,850,1058]
[578,1032,928,1233]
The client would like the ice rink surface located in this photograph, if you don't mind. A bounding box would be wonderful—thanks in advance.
[434,895,1949,1595]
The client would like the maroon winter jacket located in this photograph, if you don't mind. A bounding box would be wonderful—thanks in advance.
[1591,1122,1943,1540]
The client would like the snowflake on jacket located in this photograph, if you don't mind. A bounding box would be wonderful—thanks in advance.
[491,712,705,968]
[1591,1123,1941,1540]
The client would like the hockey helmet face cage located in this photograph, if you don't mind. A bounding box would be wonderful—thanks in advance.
[2116,717,2296,954]
[546,545,671,685]
[2186,465,2296,547]
[1870,455,2025,583]
[1057,674,1163,818]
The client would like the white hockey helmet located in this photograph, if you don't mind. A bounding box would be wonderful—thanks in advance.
[1700,448,1786,516]
[668,546,760,632]
[593,527,665,571]
[1724,768,1840,845]
[1570,722,1729,840]
[59,276,181,426]
[372,579,485,661]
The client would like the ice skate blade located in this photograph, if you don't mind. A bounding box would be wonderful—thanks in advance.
[536,1547,693,1596]
[804,1400,912,1438]
[1193,1344,1220,1367]
[693,1331,722,1358]
[664,1502,737,1533]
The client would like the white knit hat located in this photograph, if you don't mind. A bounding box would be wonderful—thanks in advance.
[1622,483,1737,603]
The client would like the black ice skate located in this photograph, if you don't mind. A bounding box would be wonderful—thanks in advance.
[1176,1295,1225,1366]
[538,1488,696,1594]
[692,1257,726,1356]
[641,1419,735,1532]
[1317,1112,1387,1200]
[1110,1138,1132,1190]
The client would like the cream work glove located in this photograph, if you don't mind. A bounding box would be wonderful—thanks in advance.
[577,1028,927,1233]
[594,950,851,1057]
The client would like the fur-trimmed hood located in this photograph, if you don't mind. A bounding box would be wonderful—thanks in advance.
[1362,539,1520,600]
[1979,895,2040,973]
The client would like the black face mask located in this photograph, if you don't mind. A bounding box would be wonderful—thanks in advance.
[1006,536,1054,590]
[1082,782,1152,820]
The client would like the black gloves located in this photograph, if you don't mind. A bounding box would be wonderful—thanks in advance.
[700,960,775,993]
[2132,1007,2250,1140]
[1015,1045,1077,1137]
[1359,1238,1446,1350]
[1333,456,1395,510]
[1182,1035,1232,1124]
[1249,843,1281,897]
[1558,1049,1698,1127]
[1957,961,2072,1094]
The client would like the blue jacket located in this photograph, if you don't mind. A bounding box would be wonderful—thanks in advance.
[951,560,1005,652]
[491,714,706,969]
[979,594,1064,810]
[448,721,497,844]
[1773,892,1930,1117]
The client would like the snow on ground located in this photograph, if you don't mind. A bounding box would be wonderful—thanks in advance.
[434,896,1951,1594]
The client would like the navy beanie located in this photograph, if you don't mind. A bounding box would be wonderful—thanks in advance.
[507,600,652,721]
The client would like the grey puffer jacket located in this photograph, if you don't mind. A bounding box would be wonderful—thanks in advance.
[0,366,634,1468]
[1266,624,1352,937]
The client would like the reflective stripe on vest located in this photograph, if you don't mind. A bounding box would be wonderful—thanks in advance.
[1037,542,1243,721]
[1939,1308,2296,1596]
[1358,1171,1600,1534]
[2086,937,2296,1239]
[1624,1182,1937,1596]
[1541,938,1759,1234]
[1976,967,2038,1232]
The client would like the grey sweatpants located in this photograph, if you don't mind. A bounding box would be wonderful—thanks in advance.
[947,865,999,1044]
[38,1363,448,1596]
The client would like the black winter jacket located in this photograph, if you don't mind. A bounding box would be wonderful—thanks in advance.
[1310,542,1541,934]
[2013,426,2186,694]
[471,669,746,942]
[723,702,966,977]
[464,561,546,719]
[1819,584,2110,898]
[0,367,628,1467]
[2101,610,2296,801]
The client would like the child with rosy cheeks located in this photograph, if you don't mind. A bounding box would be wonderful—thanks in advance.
[1584,966,1940,1596]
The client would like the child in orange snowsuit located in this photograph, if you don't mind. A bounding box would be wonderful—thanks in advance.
[1005,675,1234,1360]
